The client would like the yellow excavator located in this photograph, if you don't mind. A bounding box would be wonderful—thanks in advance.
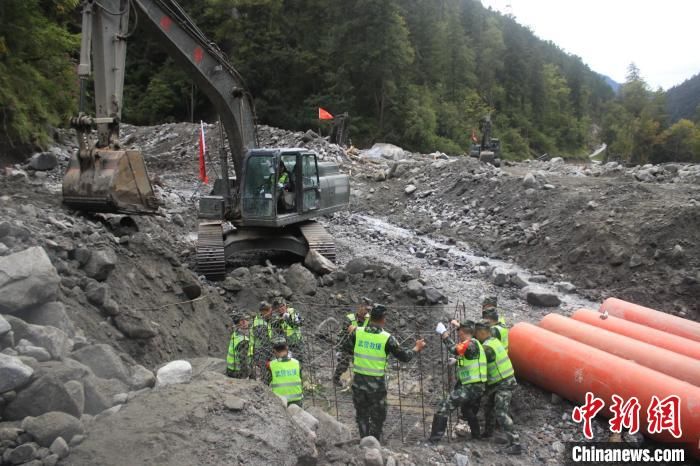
[63,0,350,279]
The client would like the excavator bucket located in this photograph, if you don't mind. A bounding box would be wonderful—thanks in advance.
[62,149,158,213]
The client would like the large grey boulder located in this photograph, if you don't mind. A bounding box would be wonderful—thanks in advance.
[113,311,157,339]
[306,406,353,445]
[64,380,85,416]
[406,279,425,298]
[0,353,34,393]
[28,152,58,171]
[423,287,447,304]
[4,316,73,359]
[22,412,84,447]
[522,172,539,188]
[18,302,76,336]
[522,286,562,307]
[70,344,130,383]
[128,364,155,390]
[83,249,117,281]
[361,143,406,161]
[0,247,60,313]
[283,263,317,296]
[4,374,82,420]
[82,376,127,414]
[155,360,192,388]
[344,257,369,275]
[304,250,337,275]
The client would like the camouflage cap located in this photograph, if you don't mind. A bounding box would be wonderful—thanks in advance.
[370,304,387,319]
[459,319,476,332]
[272,337,288,349]
[230,312,245,325]
[482,296,498,308]
[475,321,491,331]
[482,307,499,320]
[259,301,271,311]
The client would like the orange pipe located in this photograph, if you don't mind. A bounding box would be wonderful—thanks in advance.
[601,297,700,343]
[540,314,700,387]
[510,323,700,455]
[572,309,700,361]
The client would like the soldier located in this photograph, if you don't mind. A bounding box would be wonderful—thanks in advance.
[429,320,486,443]
[474,321,521,455]
[268,337,303,407]
[333,297,372,386]
[273,298,303,362]
[249,301,274,380]
[482,297,509,352]
[226,312,250,379]
[343,304,426,440]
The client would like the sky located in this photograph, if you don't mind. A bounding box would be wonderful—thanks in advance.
[481,0,700,90]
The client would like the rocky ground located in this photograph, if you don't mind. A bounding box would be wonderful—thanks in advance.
[0,121,697,465]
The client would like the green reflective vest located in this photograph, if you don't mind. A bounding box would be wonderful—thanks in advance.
[346,313,368,329]
[483,337,515,385]
[270,358,303,402]
[456,339,487,385]
[278,171,289,186]
[248,315,272,357]
[492,324,509,352]
[352,328,390,377]
[227,332,248,372]
[281,307,302,343]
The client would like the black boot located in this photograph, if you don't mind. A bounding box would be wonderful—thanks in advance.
[465,413,481,439]
[429,415,448,443]
[358,420,370,439]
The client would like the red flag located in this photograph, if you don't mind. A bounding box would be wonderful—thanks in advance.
[198,121,209,184]
[471,129,478,143]
[318,107,334,120]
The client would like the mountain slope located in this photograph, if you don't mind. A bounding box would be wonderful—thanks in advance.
[666,72,700,122]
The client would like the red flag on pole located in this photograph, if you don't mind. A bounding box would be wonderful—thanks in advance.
[198,121,209,184]
[318,107,334,120]
[471,128,478,143]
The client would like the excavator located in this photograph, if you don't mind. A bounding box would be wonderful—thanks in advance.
[62,0,350,280]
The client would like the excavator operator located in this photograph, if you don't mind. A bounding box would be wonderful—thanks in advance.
[277,160,295,212]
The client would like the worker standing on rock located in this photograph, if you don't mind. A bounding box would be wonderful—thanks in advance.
[482,297,509,352]
[475,321,521,455]
[249,301,274,381]
[268,337,303,407]
[333,297,371,386]
[344,304,426,441]
[226,313,250,379]
[273,298,303,363]
[429,320,486,443]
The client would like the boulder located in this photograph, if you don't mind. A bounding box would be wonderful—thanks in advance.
[22,412,84,447]
[64,380,85,416]
[17,302,76,336]
[189,357,226,379]
[454,453,470,466]
[522,173,538,188]
[16,341,51,362]
[364,448,383,466]
[306,406,352,445]
[155,360,192,388]
[283,263,317,296]
[82,376,125,414]
[33,359,93,384]
[83,249,117,281]
[491,268,509,286]
[423,287,447,304]
[8,443,38,464]
[113,311,157,339]
[404,184,417,195]
[0,247,60,313]
[361,143,406,161]
[49,437,70,459]
[304,250,337,275]
[344,257,369,275]
[509,273,529,289]
[4,374,82,420]
[0,353,34,393]
[291,409,319,435]
[128,364,155,390]
[4,317,73,359]
[406,279,425,298]
[70,344,130,383]
[554,282,576,293]
[359,436,381,449]
[28,152,58,171]
[0,314,10,335]
[522,286,561,307]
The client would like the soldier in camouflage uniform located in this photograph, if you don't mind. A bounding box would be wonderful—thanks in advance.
[429,320,486,443]
[333,297,372,386]
[342,304,426,440]
[249,301,275,382]
[475,321,521,455]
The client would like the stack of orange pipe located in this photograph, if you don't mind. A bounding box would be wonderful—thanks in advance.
[509,297,700,457]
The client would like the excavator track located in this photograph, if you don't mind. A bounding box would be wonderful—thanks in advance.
[196,222,226,280]
[299,221,336,262]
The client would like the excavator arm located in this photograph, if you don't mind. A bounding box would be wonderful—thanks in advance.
[65,0,257,214]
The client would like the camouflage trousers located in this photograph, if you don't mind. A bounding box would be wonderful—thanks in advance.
[437,382,485,417]
[352,385,388,440]
[483,376,519,444]
[333,352,351,382]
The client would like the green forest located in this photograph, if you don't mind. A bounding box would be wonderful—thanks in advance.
[2,0,700,162]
